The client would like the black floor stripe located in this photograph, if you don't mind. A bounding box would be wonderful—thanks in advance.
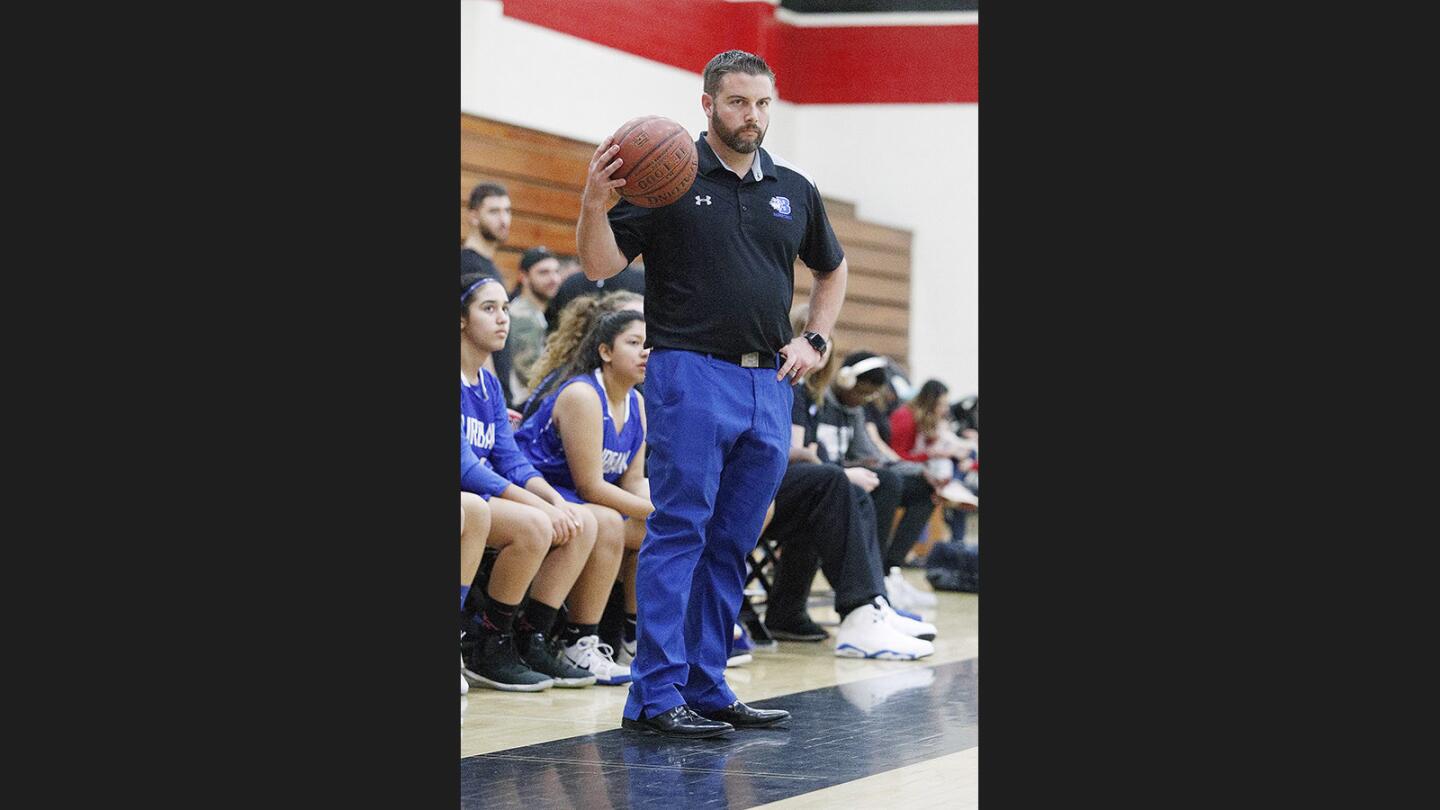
[461,657,977,809]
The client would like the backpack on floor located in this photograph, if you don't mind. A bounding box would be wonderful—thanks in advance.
[926,541,979,593]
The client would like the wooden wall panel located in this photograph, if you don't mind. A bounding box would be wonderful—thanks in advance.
[794,263,909,308]
[460,171,584,221]
[461,113,911,363]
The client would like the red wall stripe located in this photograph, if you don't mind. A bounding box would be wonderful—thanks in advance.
[499,0,977,105]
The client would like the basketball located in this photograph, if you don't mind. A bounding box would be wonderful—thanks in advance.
[610,116,699,208]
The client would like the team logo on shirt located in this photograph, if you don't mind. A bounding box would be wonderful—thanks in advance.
[769,196,793,220]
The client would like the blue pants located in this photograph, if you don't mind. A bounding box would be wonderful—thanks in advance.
[623,349,792,719]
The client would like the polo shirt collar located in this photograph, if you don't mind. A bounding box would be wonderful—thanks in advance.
[697,132,775,183]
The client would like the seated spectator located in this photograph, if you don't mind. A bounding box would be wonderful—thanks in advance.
[460,182,519,405]
[796,347,939,572]
[460,273,616,691]
[890,379,979,506]
[544,257,645,336]
[514,308,653,684]
[506,246,565,403]
[862,364,905,449]
[752,307,936,658]
[951,392,979,435]
[555,253,583,283]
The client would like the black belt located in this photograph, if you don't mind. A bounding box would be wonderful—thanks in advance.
[705,351,778,369]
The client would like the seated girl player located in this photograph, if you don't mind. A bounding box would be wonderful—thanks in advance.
[522,290,645,660]
[459,272,617,690]
[515,307,651,684]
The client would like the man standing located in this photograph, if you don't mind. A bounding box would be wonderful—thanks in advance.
[578,49,849,738]
[506,246,564,402]
[461,182,518,406]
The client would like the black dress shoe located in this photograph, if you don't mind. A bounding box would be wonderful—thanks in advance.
[699,701,790,728]
[621,705,734,738]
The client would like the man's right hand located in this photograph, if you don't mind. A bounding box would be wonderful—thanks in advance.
[582,137,626,211]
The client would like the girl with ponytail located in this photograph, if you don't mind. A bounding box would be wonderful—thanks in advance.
[515,304,652,679]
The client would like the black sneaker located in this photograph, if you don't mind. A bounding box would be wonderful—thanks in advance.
[516,632,596,687]
[764,613,830,642]
[462,632,555,692]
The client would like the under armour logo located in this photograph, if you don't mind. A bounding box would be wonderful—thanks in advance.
[695,195,712,205]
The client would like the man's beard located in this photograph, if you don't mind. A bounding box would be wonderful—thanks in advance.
[480,223,507,243]
[711,111,765,154]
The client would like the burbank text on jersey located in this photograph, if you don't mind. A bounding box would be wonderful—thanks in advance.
[463,415,495,453]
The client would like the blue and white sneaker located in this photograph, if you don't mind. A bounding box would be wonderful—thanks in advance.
[834,603,934,660]
[876,596,938,641]
[616,638,636,666]
[562,635,632,685]
[727,623,754,667]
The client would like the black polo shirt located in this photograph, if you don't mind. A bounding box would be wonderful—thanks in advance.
[608,133,844,358]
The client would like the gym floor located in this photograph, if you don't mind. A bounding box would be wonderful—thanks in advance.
[461,568,978,808]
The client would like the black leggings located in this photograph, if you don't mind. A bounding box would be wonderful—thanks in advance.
[764,462,885,622]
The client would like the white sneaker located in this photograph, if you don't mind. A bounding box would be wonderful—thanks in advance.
[460,655,469,695]
[888,566,938,608]
[875,596,938,641]
[562,635,632,685]
[616,638,636,665]
[726,652,753,668]
[883,575,915,612]
[834,603,934,660]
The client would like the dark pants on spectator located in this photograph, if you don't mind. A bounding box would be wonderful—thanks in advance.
[869,465,937,569]
[765,463,885,624]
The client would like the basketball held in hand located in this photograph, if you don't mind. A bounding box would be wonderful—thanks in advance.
[610,116,699,209]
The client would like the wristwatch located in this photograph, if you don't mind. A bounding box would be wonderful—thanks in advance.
[800,330,829,356]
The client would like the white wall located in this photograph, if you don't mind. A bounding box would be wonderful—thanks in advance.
[788,105,978,396]
[461,0,978,395]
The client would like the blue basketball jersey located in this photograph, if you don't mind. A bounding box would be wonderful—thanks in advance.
[460,368,541,498]
[516,371,644,494]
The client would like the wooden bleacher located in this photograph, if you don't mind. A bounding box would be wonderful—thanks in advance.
[461,113,912,363]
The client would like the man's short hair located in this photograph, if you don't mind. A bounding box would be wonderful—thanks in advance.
[519,246,556,273]
[468,182,508,210]
[702,50,776,97]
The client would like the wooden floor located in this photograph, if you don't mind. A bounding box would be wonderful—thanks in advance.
[461,567,979,808]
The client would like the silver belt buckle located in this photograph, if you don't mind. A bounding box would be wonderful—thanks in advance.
[741,352,759,368]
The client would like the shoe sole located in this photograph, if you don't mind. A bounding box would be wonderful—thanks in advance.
[547,675,597,688]
[834,643,933,660]
[463,670,556,691]
[767,629,829,642]
[706,716,790,729]
[621,718,733,738]
[726,654,753,667]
